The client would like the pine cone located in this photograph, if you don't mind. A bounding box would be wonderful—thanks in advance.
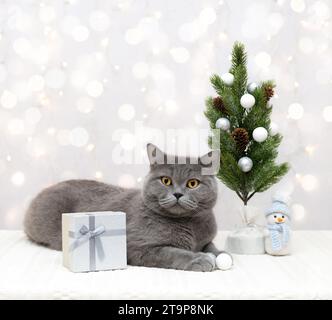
[264,85,274,101]
[232,128,249,153]
[212,96,228,114]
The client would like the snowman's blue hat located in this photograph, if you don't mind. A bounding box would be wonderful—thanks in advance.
[265,193,291,218]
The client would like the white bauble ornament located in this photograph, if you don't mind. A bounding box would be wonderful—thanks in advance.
[238,157,253,172]
[216,252,233,271]
[267,101,273,108]
[240,93,255,109]
[220,72,234,86]
[270,122,279,136]
[253,127,268,143]
[215,117,230,131]
[247,82,258,93]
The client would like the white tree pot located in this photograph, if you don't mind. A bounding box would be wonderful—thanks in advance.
[226,226,265,255]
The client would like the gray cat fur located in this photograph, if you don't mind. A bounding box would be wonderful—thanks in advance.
[24,144,224,271]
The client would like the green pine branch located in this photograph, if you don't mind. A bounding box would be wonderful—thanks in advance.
[210,74,225,96]
[230,42,247,73]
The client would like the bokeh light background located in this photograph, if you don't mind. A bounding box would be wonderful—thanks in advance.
[0,0,331,230]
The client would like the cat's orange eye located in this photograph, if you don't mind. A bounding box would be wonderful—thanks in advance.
[187,179,200,189]
[161,176,172,186]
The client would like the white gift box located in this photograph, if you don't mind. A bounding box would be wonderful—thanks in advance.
[62,211,127,272]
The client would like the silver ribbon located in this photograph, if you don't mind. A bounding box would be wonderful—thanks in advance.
[68,214,126,271]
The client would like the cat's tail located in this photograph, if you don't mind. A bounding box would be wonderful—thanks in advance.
[24,184,69,251]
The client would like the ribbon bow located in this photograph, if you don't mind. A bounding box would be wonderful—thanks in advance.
[77,224,105,241]
[238,205,264,231]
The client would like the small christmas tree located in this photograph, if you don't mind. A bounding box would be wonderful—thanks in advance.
[205,42,290,206]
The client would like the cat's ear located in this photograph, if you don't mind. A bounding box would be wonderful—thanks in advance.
[147,143,165,165]
[199,149,220,175]
[200,149,220,165]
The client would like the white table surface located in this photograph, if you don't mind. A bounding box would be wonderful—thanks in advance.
[0,230,331,300]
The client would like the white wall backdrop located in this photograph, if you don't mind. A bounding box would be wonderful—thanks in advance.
[0,0,331,230]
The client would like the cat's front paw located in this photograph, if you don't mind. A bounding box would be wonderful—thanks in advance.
[184,253,216,272]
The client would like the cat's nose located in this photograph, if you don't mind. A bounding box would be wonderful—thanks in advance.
[173,193,183,200]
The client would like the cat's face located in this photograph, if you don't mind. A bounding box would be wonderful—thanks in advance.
[142,144,219,218]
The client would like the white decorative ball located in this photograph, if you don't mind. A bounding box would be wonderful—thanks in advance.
[216,252,233,271]
[220,72,234,86]
[253,127,268,143]
[240,93,255,109]
[215,117,230,131]
[238,157,253,172]
[247,82,258,93]
[270,122,279,136]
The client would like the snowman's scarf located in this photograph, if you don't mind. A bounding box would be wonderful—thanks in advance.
[267,223,290,251]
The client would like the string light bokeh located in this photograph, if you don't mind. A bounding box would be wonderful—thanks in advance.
[0,0,331,230]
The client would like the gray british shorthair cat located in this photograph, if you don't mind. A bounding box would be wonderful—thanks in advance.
[24,143,225,272]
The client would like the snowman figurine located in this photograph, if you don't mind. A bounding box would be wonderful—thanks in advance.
[264,195,291,256]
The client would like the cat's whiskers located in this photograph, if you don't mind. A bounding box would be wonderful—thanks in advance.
[159,197,174,204]
[159,196,177,209]
[178,198,198,210]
